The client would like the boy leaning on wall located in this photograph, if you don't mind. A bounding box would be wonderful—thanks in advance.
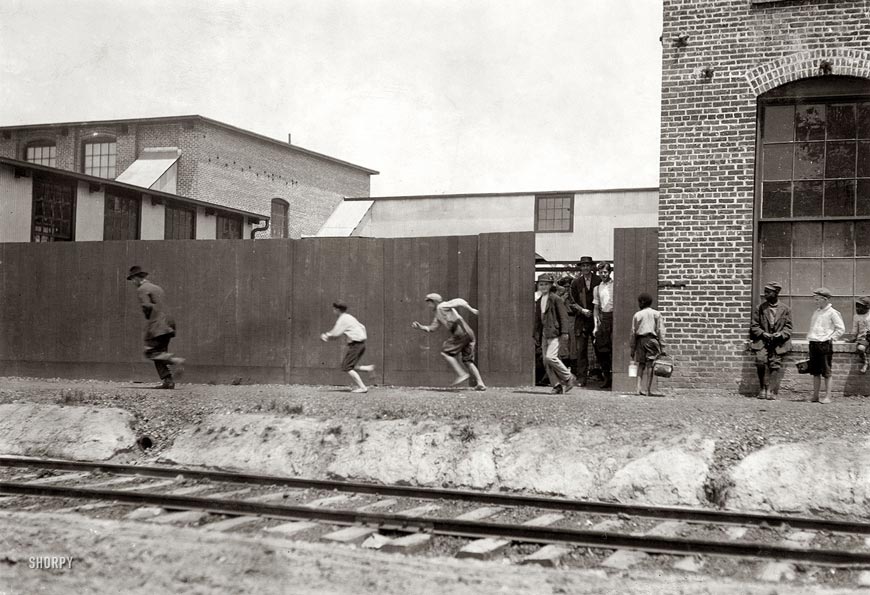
[853,296,870,374]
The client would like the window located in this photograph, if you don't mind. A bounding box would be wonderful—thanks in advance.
[164,203,195,239]
[83,139,117,178]
[271,199,288,238]
[216,213,242,239]
[535,194,574,232]
[756,78,870,335]
[26,143,56,167]
[32,176,75,242]
[103,191,140,240]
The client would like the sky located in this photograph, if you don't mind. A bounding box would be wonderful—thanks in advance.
[0,0,663,196]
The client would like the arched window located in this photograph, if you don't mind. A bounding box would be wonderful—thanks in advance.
[756,76,870,335]
[25,140,57,167]
[271,198,288,238]
[82,135,117,178]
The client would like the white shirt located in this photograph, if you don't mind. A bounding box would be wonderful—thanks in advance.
[325,312,367,342]
[540,294,549,316]
[807,304,845,342]
[593,279,614,313]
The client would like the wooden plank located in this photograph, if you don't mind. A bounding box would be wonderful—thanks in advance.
[612,228,658,393]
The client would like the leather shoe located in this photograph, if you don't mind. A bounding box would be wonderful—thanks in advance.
[550,385,563,395]
[154,382,175,390]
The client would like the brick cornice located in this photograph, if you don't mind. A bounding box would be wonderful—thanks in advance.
[746,48,870,96]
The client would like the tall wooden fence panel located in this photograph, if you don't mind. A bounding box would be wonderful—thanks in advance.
[288,237,385,386]
[382,235,479,386]
[0,232,534,386]
[612,227,659,393]
[478,232,536,386]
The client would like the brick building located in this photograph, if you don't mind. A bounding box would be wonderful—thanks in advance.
[660,0,870,393]
[0,115,377,239]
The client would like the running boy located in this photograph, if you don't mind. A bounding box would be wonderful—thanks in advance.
[853,296,870,374]
[630,293,664,396]
[321,301,375,393]
[411,293,486,390]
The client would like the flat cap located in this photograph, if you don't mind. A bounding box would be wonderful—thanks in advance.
[424,293,443,303]
[812,287,832,298]
[856,296,870,307]
[763,281,782,293]
[536,273,556,284]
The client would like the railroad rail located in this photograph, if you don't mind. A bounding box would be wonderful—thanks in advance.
[3,456,870,568]
[2,455,868,534]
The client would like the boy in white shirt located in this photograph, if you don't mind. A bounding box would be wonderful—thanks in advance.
[630,293,664,396]
[853,296,870,374]
[321,301,375,393]
[806,287,845,404]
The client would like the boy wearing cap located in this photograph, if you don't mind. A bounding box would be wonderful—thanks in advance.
[411,294,486,390]
[126,266,184,389]
[534,274,577,394]
[321,302,375,393]
[852,297,870,374]
[749,281,792,400]
[807,287,845,404]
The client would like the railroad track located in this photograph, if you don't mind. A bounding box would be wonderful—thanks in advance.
[3,455,870,579]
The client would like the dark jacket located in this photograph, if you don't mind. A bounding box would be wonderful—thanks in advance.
[567,273,600,335]
[534,292,570,343]
[750,300,792,354]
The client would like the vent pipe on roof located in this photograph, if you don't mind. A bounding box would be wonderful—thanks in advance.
[287,133,292,145]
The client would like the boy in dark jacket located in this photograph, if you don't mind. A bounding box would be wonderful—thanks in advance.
[534,274,577,394]
[749,281,792,400]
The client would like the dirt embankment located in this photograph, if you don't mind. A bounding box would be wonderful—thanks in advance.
[2,378,870,515]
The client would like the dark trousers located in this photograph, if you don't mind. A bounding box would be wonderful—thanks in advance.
[572,331,593,379]
[145,334,173,382]
[594,312,613,382]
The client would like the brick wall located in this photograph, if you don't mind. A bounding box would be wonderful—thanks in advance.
[189,122,371,238]
[0,117,373,240]
[659,0,870,393]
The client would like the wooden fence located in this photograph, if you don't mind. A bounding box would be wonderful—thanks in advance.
[0,232,534,387]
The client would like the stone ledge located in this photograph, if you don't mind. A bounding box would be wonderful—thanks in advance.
[789,340,856,354]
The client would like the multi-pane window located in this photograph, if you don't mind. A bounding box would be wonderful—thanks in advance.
[271,199,288,238]
[217,214,242,239]
[32,177,75,242]
[83,140,117,178]
[103,191,140,240]
[26,144,57,167]
[757,97,870,335]
[164,204,195,239]
[535,194,574,232]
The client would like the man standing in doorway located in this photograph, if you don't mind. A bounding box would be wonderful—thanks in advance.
[567,256,599,386]
[593,262,614,389]
[534,274,577,394]
[749,281,792,400]
[127,266,184,389]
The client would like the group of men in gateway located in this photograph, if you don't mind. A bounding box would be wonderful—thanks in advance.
[124,261,870,401]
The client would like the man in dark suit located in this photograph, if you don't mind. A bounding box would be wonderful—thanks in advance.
[749,281,792,400]
[127,266,185,389]
[566,256,600,386]
[534,274,577,394]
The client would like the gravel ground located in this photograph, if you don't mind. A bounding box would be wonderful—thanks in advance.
[1,376,868,480]
[2,510,868,595]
